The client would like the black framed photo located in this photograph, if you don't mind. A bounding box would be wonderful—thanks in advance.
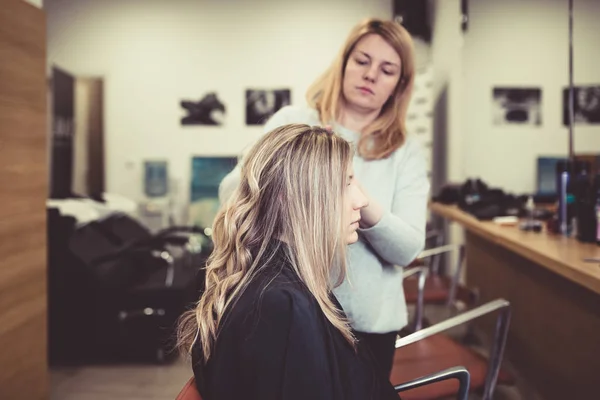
[245,89,291,125]
[492,87,542,126]
[562,85,600,125]
[180,92,226,126]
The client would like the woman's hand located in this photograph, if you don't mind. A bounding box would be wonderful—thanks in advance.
[354,177,383,229]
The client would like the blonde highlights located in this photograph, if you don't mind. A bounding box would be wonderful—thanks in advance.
[306,18,416,160]
[177,124,356,362]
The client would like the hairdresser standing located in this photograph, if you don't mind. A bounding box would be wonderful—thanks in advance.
[219,18,429,378]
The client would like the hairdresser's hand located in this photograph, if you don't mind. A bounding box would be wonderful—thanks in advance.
[354,177,383,229]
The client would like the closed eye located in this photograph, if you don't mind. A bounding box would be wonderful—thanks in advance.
[382,64,399,76]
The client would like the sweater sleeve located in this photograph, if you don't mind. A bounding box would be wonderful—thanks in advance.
[358,136,430,267]
[218,106,298,204]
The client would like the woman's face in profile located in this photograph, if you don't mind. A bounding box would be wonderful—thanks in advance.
[344,167,368,244]
[342,33,401,113]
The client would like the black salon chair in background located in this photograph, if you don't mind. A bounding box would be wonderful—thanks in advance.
[48,209,211,365]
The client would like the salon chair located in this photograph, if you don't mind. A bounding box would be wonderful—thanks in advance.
[391,298,515,400]
[49,210,210,365]
[175,367,471,400]
[403,242,478,331]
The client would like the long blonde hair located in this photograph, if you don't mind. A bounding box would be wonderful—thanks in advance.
[306,18,416,160]
[177,124,355,362]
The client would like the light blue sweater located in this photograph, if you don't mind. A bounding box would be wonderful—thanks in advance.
[218,105,430,333]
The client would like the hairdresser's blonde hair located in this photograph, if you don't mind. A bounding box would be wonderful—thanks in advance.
[306,18,416,160]
[177,124,355,362]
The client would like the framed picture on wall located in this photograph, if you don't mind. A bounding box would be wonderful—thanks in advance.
[180,92,226,126]
[188,156,238,228]
[492,87,542,126]
[562,85,600,125]
[245,89,291,125]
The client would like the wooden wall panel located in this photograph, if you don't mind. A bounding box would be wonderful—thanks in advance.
[0,1,48,399]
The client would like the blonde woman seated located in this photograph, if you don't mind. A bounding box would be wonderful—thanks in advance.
[177,124,400,400]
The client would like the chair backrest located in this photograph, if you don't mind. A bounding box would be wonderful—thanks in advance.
[68,221,136,288]
[98,213,152,245]
[176,377,202,400]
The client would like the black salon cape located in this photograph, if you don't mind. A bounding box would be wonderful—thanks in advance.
[192,242,400,400]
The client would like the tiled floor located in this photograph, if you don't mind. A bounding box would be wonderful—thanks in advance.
[50,355,538,400]
[50,304,542,400]
[50,357,535,400]
[51,357,191,400]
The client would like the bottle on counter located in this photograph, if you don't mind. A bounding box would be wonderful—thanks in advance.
[556,160,573,236]
[556,160,589,237]
[574,162,595,243]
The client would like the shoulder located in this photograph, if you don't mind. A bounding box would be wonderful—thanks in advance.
[232,270,317,328]
[226,277,321,347]
[258,277,316,319]
[264,105,320,131]
[386,133,427,166]
[398,133,426,156]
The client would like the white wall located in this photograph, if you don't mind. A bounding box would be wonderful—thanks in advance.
[47,0,392,213]
[49,0,598,214]
[23,0,43,8]
[463,0,600,194]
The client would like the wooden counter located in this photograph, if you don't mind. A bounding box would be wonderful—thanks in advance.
[430,203,600,400]
[429,202,600,294]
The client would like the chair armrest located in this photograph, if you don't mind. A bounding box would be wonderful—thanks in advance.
[403,266,429,279]
[98,247,176,287]
[413,244,466,307]
[425,228,446,273]
[403,266,429,331]
[158,235,191,246]
[396,298,511,400]
[112,248,176,287]
[425,228,442,240]
[394,366,470,400]
[446,245,465,306]
[417,244,459,260]
[90,234,189,265]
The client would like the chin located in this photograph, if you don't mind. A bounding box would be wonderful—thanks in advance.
[348,96,379,112]
[346,231,359,244]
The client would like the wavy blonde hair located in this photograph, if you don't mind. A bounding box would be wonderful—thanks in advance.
[306,18,416,160]
[177,124,355,362]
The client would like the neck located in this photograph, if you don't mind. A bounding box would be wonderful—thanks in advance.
[338,101,380,134]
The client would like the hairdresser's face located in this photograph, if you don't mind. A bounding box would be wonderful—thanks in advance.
[344,166,368,244]
[342,34,402,114]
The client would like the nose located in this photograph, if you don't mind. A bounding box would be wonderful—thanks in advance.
[363,64,377,83]
[353,186,369,210]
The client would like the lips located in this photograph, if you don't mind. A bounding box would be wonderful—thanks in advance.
[357,86,374,95]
